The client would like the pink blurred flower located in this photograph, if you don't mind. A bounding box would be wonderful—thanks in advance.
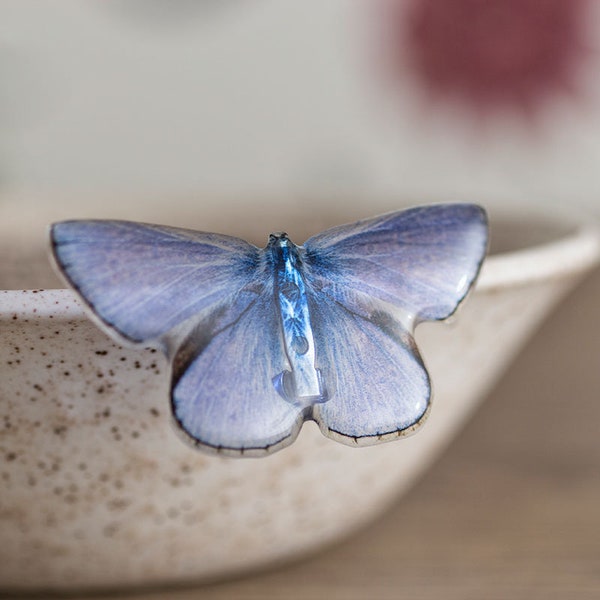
[385,0,591,118]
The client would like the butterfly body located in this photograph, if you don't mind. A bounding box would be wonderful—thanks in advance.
[269,233,326,407]
[50,204,488,456]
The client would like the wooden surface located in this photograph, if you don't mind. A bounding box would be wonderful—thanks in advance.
[15,269,600,600]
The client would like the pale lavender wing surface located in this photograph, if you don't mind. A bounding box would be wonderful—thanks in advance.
[171,290,305,453]
[309,292,430,443]
[50,220,262,344]
[304,204,488,323]
[303,204,487,441]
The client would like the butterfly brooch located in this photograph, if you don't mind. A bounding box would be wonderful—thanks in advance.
[50,203,488,456]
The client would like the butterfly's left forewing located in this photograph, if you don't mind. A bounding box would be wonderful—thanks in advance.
[50,220,262,346]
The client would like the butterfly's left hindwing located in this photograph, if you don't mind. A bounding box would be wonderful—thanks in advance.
[171,290,305,455]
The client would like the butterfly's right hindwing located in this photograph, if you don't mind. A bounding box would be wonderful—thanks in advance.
[309,291,430,444]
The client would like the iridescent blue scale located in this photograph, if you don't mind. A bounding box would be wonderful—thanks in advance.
[269,233,326,406]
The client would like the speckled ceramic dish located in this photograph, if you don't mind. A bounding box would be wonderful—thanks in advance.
[1,196,599,592]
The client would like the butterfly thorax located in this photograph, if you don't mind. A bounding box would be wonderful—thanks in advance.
[268,233,327,407]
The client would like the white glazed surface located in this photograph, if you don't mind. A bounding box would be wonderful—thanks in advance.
[0,197,598,590]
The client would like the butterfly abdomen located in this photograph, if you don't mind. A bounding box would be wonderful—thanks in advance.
[268,233,327,407]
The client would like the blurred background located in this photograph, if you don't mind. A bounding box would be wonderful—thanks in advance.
[2,0,600,209]
[1,1,599,598]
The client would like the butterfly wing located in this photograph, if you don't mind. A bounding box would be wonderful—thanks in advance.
[52,220,304,454]
[171,289,305,455]
[304,204,488,323]
[50,220,262,346]
[303,203,488,443]
[309,292,429,444]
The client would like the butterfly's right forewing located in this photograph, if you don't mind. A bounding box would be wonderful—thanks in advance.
[304,204,488,322]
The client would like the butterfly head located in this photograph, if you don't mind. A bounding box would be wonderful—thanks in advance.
[268,231,304,269]
[268,231,290,245]
[268,232,297,255]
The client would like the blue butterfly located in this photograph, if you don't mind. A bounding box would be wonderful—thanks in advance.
[50,203,488,456]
